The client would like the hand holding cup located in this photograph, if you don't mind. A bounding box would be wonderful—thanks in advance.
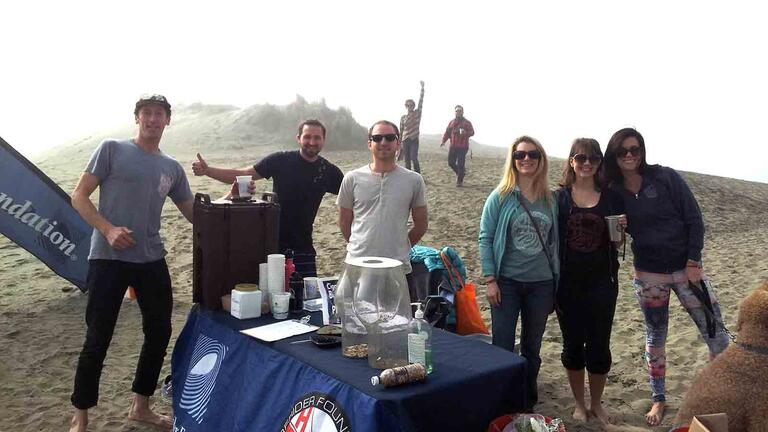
[617,214,627,229]
[235,176,252,198]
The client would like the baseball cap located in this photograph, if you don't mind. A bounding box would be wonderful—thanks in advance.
[134,94,171,115]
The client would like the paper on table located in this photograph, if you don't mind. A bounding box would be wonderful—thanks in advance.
[240,320,319,342]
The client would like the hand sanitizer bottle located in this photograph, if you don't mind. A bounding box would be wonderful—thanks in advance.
[408,302,433,374]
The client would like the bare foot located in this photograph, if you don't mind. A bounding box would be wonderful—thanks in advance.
[589,403,612,425]
[69,410,87,432]
[128,399,172,431]
[645,401,665,426]
[572,404,589,422]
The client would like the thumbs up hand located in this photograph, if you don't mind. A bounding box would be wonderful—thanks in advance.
[192,153,208,176]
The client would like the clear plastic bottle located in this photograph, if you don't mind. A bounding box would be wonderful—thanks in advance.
[407,302,433,374]
[370,363,427,387]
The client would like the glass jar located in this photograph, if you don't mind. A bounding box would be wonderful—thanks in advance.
[337,257,412,368]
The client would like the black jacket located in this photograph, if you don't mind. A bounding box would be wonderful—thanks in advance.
[608,165,704,273]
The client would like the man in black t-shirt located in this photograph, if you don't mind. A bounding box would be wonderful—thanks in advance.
[193,119,343,276]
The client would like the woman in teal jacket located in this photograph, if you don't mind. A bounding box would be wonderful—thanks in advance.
[479,135,559,412]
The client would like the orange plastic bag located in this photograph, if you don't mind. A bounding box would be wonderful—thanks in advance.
[455,282,489,335]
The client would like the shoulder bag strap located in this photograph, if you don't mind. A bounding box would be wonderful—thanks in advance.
[515,194,555,275]
[440,250,465,291]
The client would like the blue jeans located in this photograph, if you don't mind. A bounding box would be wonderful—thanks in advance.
[491,277,555,411]
[402,137,420,173]
[447,147,468,184]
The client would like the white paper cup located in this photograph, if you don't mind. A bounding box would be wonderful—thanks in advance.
[605,215,623,242]
[271,292,291,320]
[236,175,252,198]
[303,277,319,299]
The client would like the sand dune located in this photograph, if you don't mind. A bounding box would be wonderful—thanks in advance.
[1,142,766,431]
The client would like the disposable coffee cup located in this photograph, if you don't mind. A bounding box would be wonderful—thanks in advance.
[271,292,291,320]
[303,277,319,300]
[605,215,623,242]
[235,176,252,198]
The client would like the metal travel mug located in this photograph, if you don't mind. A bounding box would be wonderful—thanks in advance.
[605,215,623,242]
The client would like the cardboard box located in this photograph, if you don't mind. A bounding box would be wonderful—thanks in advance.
[689,413,728,432]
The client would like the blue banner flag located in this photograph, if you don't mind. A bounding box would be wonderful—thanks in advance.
[0,136,91,291]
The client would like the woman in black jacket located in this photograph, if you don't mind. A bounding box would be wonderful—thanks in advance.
[555,138,624,424]
[603,127,729,426]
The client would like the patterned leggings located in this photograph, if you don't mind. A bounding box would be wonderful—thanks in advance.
[633,269,730,402]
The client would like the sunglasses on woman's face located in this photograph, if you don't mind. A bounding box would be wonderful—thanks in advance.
[369,134,398,143]
[616,146,642,157]
[572,154,602,164]
[512,150,542,160]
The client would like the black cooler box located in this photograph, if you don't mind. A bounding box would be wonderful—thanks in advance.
[193,192,280,310]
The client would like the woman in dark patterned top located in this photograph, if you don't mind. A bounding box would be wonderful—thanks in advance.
[555,138,625,425]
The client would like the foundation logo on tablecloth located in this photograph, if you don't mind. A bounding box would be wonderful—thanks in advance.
[179,334,228,424]
[281,392,351,432]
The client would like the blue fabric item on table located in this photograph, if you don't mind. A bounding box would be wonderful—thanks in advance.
[171,305,527,432]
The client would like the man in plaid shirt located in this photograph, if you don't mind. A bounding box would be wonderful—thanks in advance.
[441,105,474,186]
[399,80,425,173]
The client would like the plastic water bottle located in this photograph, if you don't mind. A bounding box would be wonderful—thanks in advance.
[370,363,427,387]
[160,375,172,401]
[408,302,433,374]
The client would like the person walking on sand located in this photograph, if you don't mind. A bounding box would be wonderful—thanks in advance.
[337,120,428,275]
[603,127,729,426]
[399,80,425,173]
[478,136,558,412]
[440,105,474,186]
[555,138,626,424]
[192,119,344,277]
[69,94,194,432]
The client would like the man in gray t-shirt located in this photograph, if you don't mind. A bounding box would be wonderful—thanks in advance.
[337,120,428,274]
[69,94,193,432]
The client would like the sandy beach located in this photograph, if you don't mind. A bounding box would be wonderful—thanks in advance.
[2,138,767,431]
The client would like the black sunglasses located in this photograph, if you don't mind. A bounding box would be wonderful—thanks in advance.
[369,134,398,143]
[572,154,602,164]
[616,146,642,157]
[512,150,542,160]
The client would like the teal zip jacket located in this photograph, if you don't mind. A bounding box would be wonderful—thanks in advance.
[478,188,560,281]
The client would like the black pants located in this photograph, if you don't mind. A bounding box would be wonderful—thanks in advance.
[402,137,420,173]
[555,272,618,374]
[447,147,468,184]
[71,259,173,409]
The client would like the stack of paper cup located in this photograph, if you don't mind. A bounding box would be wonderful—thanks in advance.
[259,262,270,312]
[259,263,269,293]
[267,253,286,300]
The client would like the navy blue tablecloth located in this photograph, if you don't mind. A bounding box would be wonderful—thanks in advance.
[171,306,526,432]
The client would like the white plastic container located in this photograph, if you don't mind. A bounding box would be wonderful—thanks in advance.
[230,289,262,319]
